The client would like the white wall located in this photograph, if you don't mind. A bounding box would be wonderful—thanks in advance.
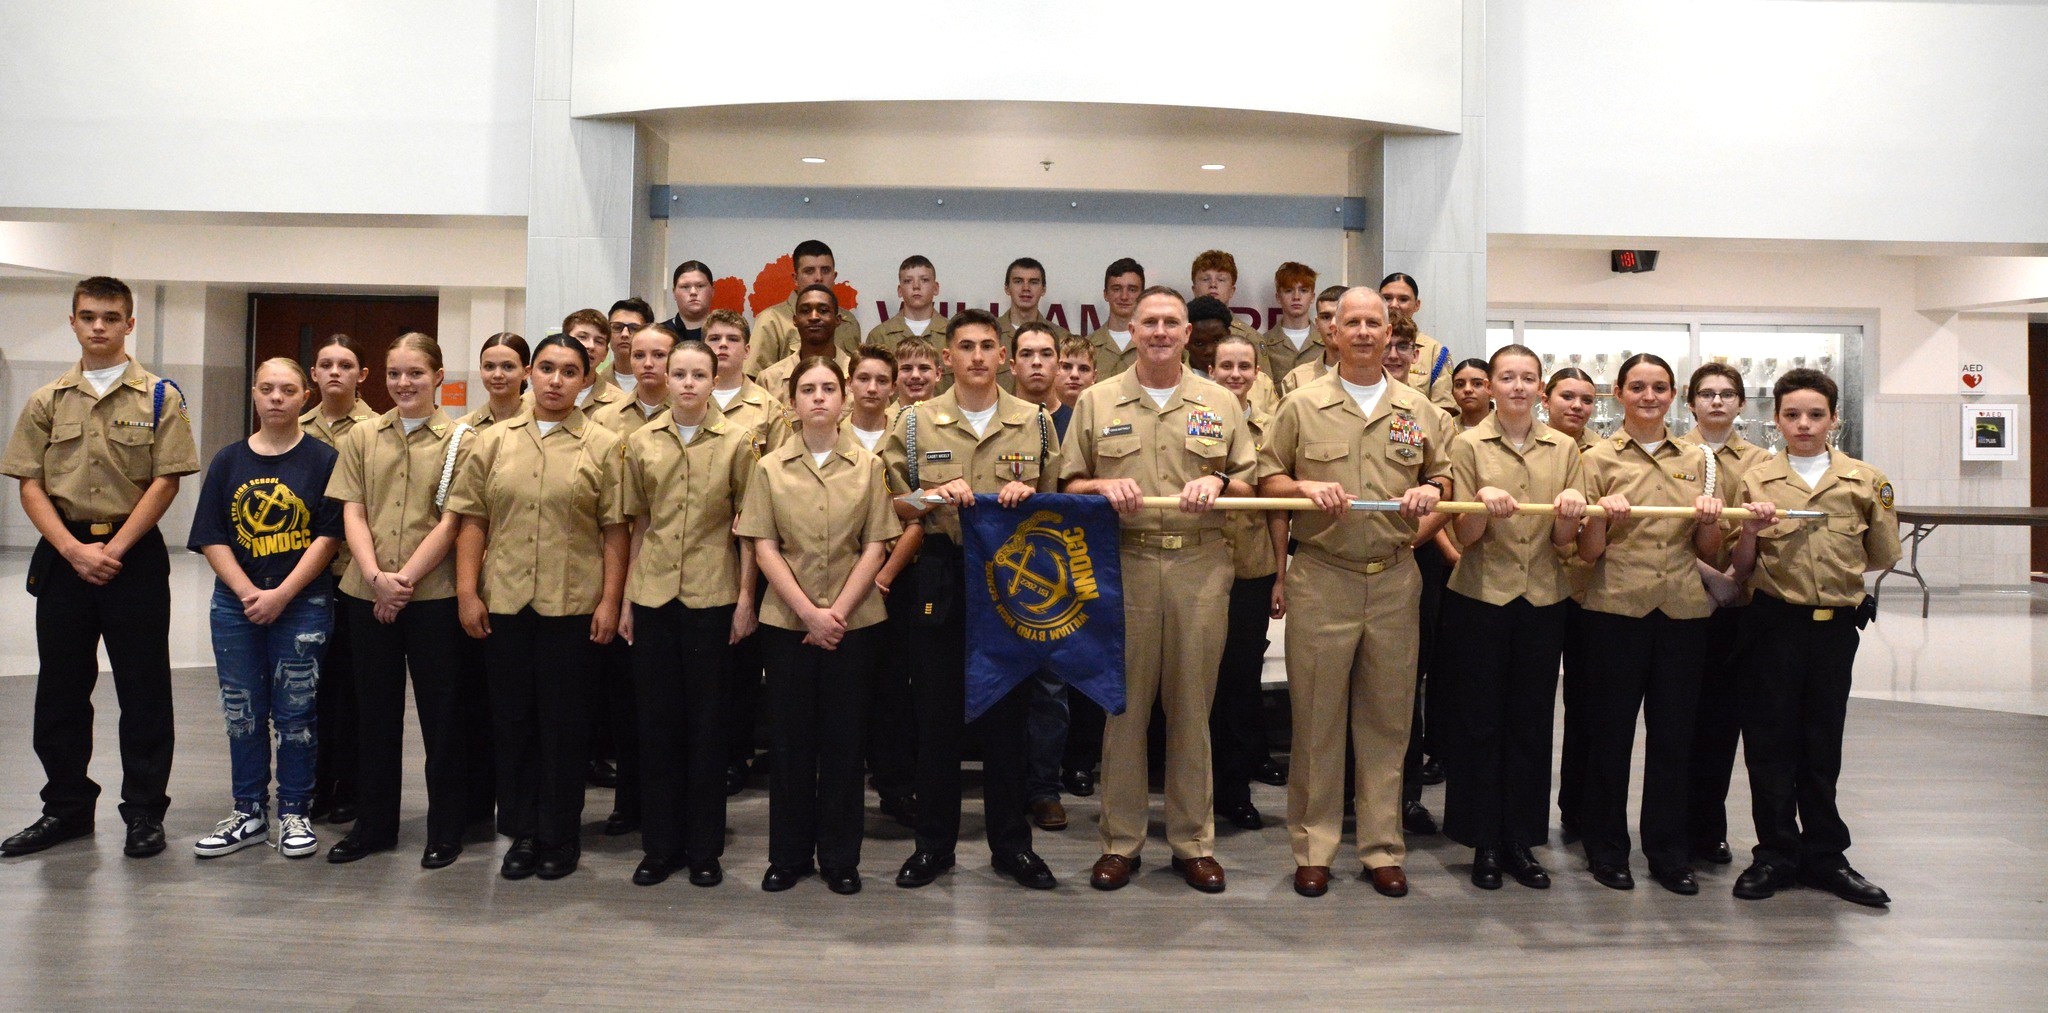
[1487,1,2048,245]
[0,1,534,217]
[572,0,1463,131]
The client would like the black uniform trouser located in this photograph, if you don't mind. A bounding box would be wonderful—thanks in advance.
[869,595,920,803]
[1210,573,1274,812]
[314,597,358,803]
[1402,540,1450,804]
[633,600,733,864]
[345,595,465,847]
[456,635,496,826]
[763,626,872,870]
[1439,592,1566,850]
[32,527,173,825]
[1738,593,1858,874]
[724,575,767,768]
[1687,606,1745,848]
[485,609,596,851]
[1579,608,1707,873]
[598,636,640,818]
[910,576,1031,859]
[1063,690,1104,774]
[1556,599,1591,830]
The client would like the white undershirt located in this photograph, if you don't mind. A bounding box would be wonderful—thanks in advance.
[1108,329,1132,352]
[1139,383,1177,409]
[1282,325,1312,350]
[1640,440,1665,455]
[638,400,663,418]
[712,386,741,410]
[399,415,428,435]
[82,362,127,397]
[1705,439,1727,453]
[852,425,885,451]
[677,423,699,445]
[960,403,998,437]
[536,419,560,436]
[904,317,931,337]
[810,449,832,467]
[574,386,593,408]
[1789,450,1831,488]
[1337,374,1386,417]
[615,372,634,392]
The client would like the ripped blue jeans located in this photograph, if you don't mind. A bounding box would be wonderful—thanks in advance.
[210,580,333,815]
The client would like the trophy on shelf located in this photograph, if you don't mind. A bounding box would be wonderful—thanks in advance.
[1736,357,1754,387]
[1541,352,1557,375]
[1592,351,1611,380]
[1761,357,1779,385]
[1818,353,1834,377]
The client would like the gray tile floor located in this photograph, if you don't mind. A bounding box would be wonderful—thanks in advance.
[0,553,2043,1008]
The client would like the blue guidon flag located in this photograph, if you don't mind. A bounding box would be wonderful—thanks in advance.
[959,493,1126,721]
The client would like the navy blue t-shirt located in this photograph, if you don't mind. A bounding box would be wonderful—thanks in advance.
[1051,403,1073,441]
[188,436,344,590]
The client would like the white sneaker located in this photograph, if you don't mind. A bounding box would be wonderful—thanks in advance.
[194,809,269,858]
[277,814,318,859]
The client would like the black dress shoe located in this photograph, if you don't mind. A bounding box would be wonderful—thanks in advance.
[123,816,165,858]
[325,799,359,825]
[1470,847,1504,890]
[822,866,862,895]
[603,810,639,836]
[1695,839,1734,865]
[1,815,93,856]
[992,850,1057,890]
[632,855,673,886]
[536,844,580,880]
[1505,845,1552,889]
[688,858,723,887]
[895,849,956,888]
[1800,865,1890,907]
[1060,767,1096,798]
[420,841,463,870]
[1733,861,1792,900]
[1253,758,1288,787]
[761,862,813,892]
[326,835,393,864]
[586,759,618,789]
[1590,862,1635,890]
[1653,866,1700,895]
[724,763,749,797]
[500,837,539,880]
[1402,801,1439,835]
[1219,802,1265,831]
[1419,757,1446,786]
[879,794,919,830]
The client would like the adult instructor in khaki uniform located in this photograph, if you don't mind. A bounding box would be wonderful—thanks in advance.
[1258,286,1452,899]
[1060,286,1256,894]
[1,276,199,859]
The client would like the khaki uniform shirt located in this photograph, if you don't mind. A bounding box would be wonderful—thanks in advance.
[1261,323,1325,385]
[1058,368,1256,535]
[1579,428,1737,619]
[1741,452,1901,607]
[735,429,901,632]
[1,358,200,522]
[455,401,523,433]
[1445,416,1585,607]
[623,405,759,609]
[1083,326,1140,380]
[883,388,1061,544]
[300,399,377,576]
[589,394,669,439]
[325,410,461,602]
[1678,427,1772,488]
[757,348,853,411]
[1257,372,1452,564]
[867,314,949,359]
[997,312,1071,347]
[444,409,626,616]
[713,379,790,456]
[1406,332,1457,413]
[745,294,863,377]
[1282,355,1334,397]
[1226,402,1278,579]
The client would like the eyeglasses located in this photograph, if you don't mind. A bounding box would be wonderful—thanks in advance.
[1695,390,1741,403]
[1389,342,1418,353]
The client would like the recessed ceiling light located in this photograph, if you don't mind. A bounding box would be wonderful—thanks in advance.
[800,156,826,164]
[1200,163,1226,171]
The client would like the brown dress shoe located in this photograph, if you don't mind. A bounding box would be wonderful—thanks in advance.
[1171,855,1227,893]
[1368,865,1409,897]
[1090,853,1139,891]
[1294,865,1331,897]
[1030,797,1069,831]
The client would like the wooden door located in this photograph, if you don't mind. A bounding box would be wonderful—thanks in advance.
[248,294,440,414]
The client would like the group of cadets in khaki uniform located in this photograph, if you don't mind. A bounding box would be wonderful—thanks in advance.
[0,267,1901,910]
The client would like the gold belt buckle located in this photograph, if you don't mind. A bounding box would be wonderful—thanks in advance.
[1811,608,1835,622]
[1158,533,1185,550]
[1363,558,1389,575]
[89,522,113,536]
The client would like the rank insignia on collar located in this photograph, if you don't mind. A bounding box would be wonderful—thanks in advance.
[1878,482,1894,509]
[935,413,952,424]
